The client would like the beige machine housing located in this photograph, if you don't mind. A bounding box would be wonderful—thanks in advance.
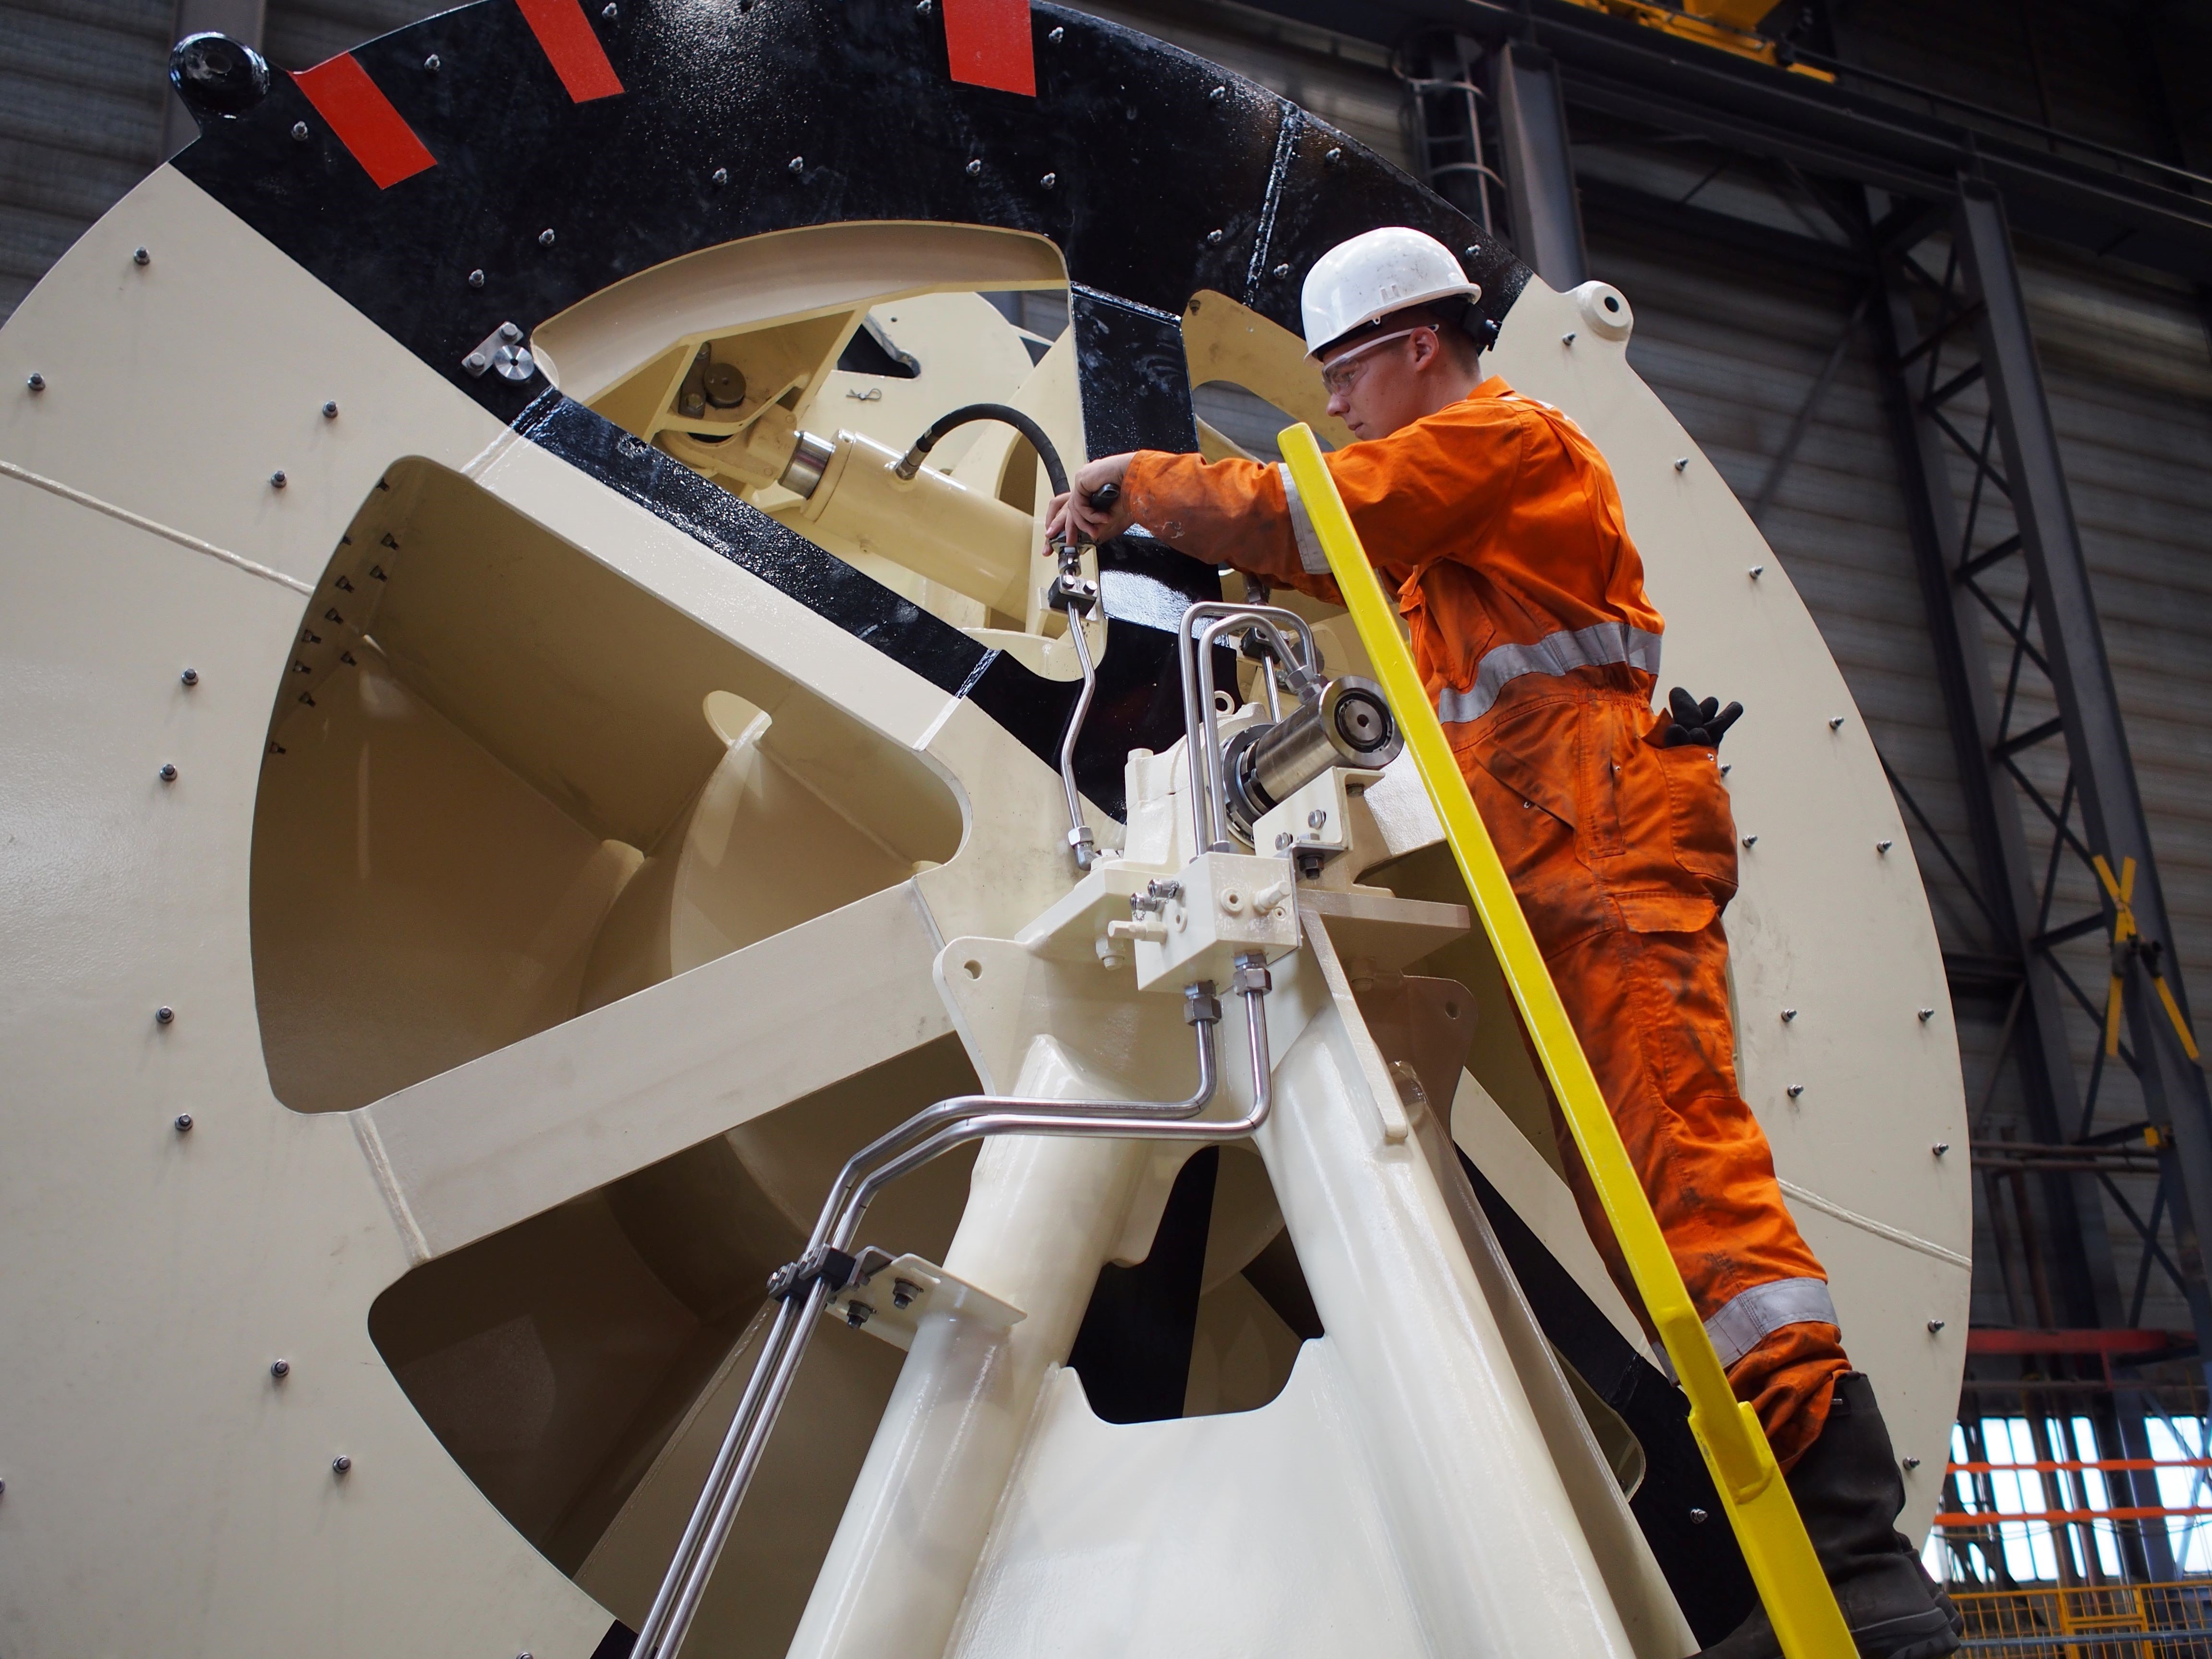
[0,94,1966,1659]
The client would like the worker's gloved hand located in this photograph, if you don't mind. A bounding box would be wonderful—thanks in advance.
[1657,685,1743,748]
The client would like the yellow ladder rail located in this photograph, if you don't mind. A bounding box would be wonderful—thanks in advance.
[1279,423,1855,1659]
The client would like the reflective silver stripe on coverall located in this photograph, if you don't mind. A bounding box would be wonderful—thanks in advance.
[1434,620,1664,724]
[1704,1277,1839,1369]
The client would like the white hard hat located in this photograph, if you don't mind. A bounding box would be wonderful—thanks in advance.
[1299,226,1483,358]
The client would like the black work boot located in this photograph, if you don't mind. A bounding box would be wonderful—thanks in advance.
[1698,1374,1962,1659]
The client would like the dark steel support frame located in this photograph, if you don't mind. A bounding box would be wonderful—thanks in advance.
[1863,184,2212,1351]
[1948,186,2212,1340]
[1858,182,2212,1581]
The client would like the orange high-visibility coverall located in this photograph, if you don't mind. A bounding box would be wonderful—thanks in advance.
[1123,376,1849,1466]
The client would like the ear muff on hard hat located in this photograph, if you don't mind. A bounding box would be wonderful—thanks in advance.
[1301,226,1484,359]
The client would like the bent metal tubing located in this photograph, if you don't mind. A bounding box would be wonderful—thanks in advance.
[634,974,1278,1659]
[1175,603,1319,853]
[1196,614,1308,851]
[1058,601,1099,867]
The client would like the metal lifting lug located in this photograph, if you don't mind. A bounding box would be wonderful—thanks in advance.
[767,1246,858,1301]
[1183,981,1223,1026]
[1229,954,1272,997]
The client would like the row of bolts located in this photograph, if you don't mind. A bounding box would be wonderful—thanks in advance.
[12,247,356,1506]
[22,372,1802,538]
[25,256,335,492]
[148,655,371,1496]
[240,15,1379,286]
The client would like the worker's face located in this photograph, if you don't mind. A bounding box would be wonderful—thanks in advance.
[1320,326,1445,440]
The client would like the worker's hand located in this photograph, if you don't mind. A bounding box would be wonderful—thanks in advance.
[1657,686,1743,748]
[1046,453,1137,548]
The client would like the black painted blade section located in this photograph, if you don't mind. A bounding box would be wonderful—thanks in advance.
[1068,1146,1220,1424]
[1458,1148,1758,1645]
[168,0,1521,423]
[1069,287,1199,460]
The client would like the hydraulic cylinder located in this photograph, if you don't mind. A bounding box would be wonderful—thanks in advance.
[785,429,1036,618]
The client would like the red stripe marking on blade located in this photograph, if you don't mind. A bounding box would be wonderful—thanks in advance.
[942,0,1035,96]
[515,0,625,102]
[293,55,436,189]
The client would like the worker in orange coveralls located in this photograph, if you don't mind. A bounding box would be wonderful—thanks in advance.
[1048,228,1959,1659]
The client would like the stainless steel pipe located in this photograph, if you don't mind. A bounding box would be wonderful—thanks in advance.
[633,967,1279,1659]
[1059,605,1099,869]
[1174,602,1322,854]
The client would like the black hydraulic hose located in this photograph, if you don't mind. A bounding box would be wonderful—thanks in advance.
[894,401,1071,499]
[894,401,1113,866]
[894,402,1101,864]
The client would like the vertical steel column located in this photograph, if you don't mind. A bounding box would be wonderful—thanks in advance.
[1488,40,1588,291]
[1870,179,2208,1579]
[1867,200,2126,1343]
[1955,181,2210,1581]
[1953,182,2212,1340]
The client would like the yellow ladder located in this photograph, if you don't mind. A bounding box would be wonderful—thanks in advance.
[1279,424,1855,1659]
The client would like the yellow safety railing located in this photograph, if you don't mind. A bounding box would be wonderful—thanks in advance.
[1279,423,1855,1659]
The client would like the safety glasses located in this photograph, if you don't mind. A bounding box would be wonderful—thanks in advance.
[1318,326,1431,397]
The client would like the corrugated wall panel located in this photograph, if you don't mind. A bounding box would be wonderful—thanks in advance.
[2025,244,2212,1053]
[1946,237,2212,1335]
[0,0,442,325]
[0,0,170,320]
[2005,241,2212,1168]
[1838,0,2171,163]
